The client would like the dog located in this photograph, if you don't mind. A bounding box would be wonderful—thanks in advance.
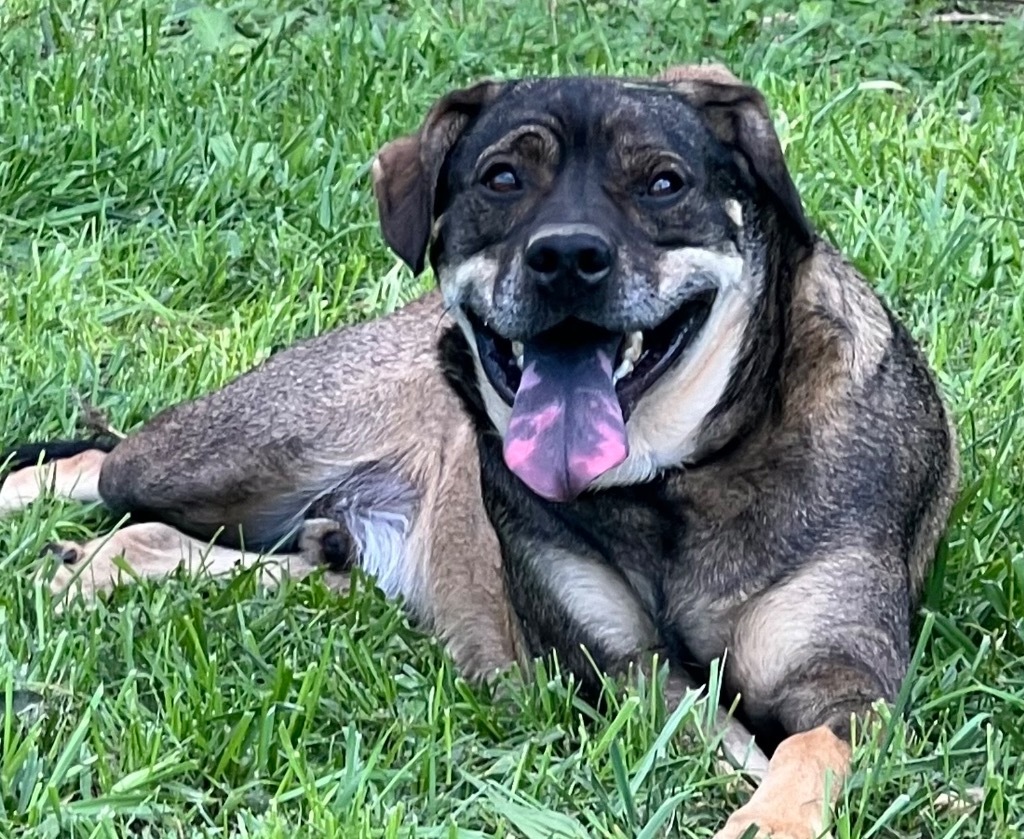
[0,64,959,838]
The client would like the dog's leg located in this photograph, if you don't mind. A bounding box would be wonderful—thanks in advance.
[42,517,348,604]
[6,297,525,684]
[0,448,108,516]
[713,551,903,839]
[714,706,771,783]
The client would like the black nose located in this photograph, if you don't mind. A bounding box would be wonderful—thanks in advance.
[525,229,615,298]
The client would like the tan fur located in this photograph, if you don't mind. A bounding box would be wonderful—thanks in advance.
[44,521,324,603]
[657,63,745,86]
[418,417,531,675]
[5,292,528,683]
[449,306,514,437]
[591,268,754,488]
[654,244,745,298]
[781,242,961,599]
[786,247,894,417]
[713,725,851,839]
[0,448,105,514]
[531,545,658,660]
[439,253,503,314]
[480,124,560,168]
[727,550,891,724]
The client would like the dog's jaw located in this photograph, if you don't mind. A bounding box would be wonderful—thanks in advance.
[590,277,755,488]
[452,307,515,437]
[588,244,754,487]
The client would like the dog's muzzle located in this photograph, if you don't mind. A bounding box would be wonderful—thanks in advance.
[465,224,717,505]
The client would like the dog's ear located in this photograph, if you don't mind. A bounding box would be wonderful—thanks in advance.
[655,64,813,245]
[371,80,509,274]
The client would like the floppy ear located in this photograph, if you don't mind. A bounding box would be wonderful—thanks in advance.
[655,63,813,245]
[371,80,509,274]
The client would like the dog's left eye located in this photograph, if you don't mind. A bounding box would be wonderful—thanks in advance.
[647,170,685,198]
[482,164,522,194]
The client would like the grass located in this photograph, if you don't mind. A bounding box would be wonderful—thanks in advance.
[0,0,1022,835]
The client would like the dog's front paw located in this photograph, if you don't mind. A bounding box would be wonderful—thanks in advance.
[713,807,829,839]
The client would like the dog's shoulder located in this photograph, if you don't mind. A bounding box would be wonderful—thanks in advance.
[784,241,895,400]
[781,240,951,433]
[768,240,958,584]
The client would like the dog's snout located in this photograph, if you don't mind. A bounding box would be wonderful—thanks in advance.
[525,226,615,298]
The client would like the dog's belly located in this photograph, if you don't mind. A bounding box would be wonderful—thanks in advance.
[347,507,414,600]
[315,463,422,605]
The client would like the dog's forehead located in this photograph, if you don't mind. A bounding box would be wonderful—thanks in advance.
[461,76,709,152]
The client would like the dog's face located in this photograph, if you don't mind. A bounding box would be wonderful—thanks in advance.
[435,79,741,340]
[373,65,812,503]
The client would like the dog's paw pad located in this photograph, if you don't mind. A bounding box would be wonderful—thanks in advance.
[39,541,82,565]
[320,529,357,571]
[298,518,358,572]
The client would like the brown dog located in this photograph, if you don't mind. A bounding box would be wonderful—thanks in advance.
[1,64,959,838]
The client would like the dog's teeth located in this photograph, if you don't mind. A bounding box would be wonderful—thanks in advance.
[622,331,643,364]
[512,341,524,369]
[724,199,744,227]
[613,332,643,382]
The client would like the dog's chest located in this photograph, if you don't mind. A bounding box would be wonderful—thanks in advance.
[480,445,731,662]
[553,488,746,657]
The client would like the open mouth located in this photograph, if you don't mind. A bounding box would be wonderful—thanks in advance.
[465,290,715,503]
[468,290,716,417]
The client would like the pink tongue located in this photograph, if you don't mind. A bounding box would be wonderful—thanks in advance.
[503,333,629,502]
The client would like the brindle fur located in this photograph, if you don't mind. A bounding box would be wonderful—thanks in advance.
[1,64,958,838]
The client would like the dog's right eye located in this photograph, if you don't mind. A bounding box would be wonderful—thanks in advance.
[481,164,522,194]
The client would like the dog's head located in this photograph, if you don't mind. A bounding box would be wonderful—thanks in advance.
[372,64,813,503]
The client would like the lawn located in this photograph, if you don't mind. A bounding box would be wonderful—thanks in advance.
[1,0,1022,836]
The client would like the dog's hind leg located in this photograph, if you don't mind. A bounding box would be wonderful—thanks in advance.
[8,296,527,683]
[0,435,338,556]
[1,446,110,516]
[41,517,350,604]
